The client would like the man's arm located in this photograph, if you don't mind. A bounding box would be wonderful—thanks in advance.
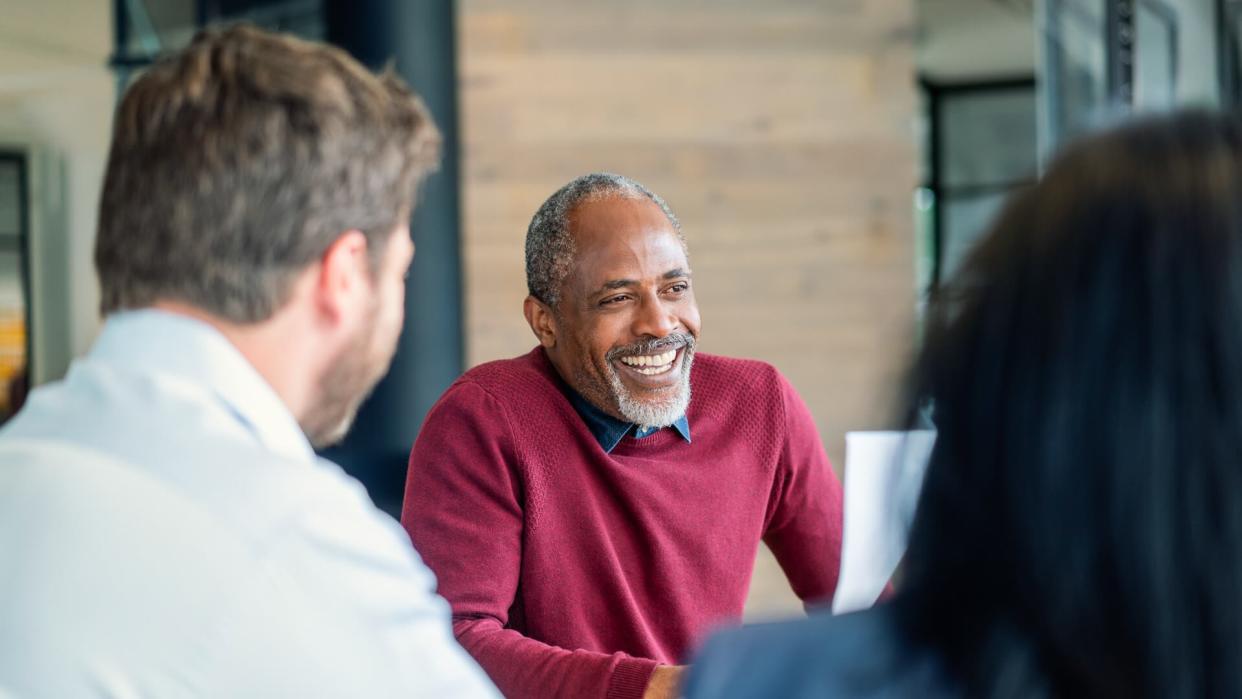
[402,380,661,699]
[761,371,845,607]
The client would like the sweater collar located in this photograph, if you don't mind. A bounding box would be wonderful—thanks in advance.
[564,385,691,453]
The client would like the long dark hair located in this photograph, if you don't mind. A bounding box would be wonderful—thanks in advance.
[898,111,1242,698]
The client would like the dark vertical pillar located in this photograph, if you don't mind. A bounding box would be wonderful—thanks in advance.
[321,0,463,516]
[112,0,130,96]
[1221,0,1240,105]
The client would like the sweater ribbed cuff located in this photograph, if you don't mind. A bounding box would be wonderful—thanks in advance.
[606,656,660,699]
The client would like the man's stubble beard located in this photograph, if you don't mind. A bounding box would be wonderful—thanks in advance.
[301,311,398,449]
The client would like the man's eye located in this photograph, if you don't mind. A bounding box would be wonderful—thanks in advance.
[667,283,688,294]
[600,295,628,306]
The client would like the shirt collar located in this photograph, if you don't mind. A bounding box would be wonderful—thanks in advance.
[564,387,691,453]
[86,309,315,464]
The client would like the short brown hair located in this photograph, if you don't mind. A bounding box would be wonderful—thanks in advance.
[95,23,440,322]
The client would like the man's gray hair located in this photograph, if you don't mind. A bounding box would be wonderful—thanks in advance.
[525,173,683,308]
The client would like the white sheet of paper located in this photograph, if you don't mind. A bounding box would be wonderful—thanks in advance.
[832,430,936,614]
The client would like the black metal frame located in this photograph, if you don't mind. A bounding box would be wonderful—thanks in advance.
[1105,0,1135,103]
[1221,0,1242,105]
[920,76,1037,290]
[110,0,322,89]
[0,151,34,388]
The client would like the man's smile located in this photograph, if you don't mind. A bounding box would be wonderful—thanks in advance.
[611,346,685,387]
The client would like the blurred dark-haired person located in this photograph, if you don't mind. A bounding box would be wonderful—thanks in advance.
[685,110,1242,699]
[402,173,846,699]
[0,24,497,698]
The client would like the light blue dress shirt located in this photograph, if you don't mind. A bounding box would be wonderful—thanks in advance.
[0,310,499,698]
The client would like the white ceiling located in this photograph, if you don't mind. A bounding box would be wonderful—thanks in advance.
[0,0,112,96]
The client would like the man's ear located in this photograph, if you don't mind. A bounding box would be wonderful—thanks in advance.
[316,230,370,324]
[524,296,558,349]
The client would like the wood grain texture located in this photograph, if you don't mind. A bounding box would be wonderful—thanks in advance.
[459,0,918,617]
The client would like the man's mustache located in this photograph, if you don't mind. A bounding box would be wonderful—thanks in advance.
[606,333,696,362]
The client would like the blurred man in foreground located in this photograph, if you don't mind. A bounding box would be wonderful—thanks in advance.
[403,173,846,699]
[0,24,497,698]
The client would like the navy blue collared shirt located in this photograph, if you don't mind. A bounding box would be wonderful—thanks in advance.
[565,388,692,453]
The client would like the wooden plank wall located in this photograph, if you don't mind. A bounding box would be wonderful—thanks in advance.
[459,0,918,617]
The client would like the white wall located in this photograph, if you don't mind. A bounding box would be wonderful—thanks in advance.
[0,2,113,383]
[0,76,112,384]
[919,0,1035,80]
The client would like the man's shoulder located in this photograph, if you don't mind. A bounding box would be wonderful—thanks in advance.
[0,437,221,523]
[0,435,432,608]
[0,440,458,698]
[0,435,351,548]
[446,347,562,407]
[0,437,270,626]
[694,352,780,379]
[459,346,548,380]
[692,352,788,399]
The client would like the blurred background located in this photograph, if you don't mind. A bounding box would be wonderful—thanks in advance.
[0,0,1231,615]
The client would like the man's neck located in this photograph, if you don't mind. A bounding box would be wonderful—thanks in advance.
[149,300,319,428]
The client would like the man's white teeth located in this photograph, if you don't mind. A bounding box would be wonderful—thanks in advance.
[619,349,677,373]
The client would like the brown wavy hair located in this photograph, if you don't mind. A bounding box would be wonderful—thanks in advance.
[96,23,440,322]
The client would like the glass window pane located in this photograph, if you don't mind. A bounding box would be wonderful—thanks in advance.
[1134,5,1176,109]
[942,191,1012,281]
[1040,0,1109,155]
[939,89,1038,189]
[0,161,19,237]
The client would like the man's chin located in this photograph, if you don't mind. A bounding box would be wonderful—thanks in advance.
[615,386,691,428]
[305,359,388,450]
[618,381,679,401]
[606,359,693,428]
[306,410,358,450]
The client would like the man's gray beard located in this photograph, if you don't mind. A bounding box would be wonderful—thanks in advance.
[606,346,694,431]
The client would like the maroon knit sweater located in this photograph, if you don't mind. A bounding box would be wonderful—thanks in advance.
[401,348,843,699]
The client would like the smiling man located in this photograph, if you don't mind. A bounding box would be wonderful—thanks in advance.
[402,173,845,699]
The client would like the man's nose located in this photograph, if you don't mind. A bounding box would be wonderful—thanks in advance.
[632,294,678,339]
